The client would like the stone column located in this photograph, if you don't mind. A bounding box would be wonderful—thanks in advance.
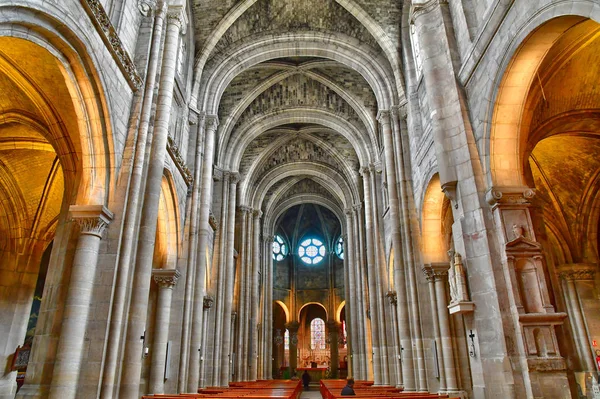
[558,265,597,372]
[149,269,181,394]
[328,321,341,378]
[236,207,251,380]
[423,266,446,392]
[198,295,214,388]
[119,6,186,399]
[343,210,356,378]
[249,210,262,381]
[221,173,239,385]
[360,167,381,383]
[188,115,219,392]
[286,322,300,374]
[386,291,403,388]
[353,204,369,380]
[102,3,167,397]
[48,205,113,399]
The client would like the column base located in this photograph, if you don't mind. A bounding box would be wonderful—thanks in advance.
[440,389,468,399]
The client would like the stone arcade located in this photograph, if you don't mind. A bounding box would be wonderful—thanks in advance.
[0,0,599,398]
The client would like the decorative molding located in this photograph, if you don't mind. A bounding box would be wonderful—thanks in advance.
[410,0,443,22]
[203,295,214,309]
[208,210,218,231]
[167,136,193,185]
[70,205,114,238]
[81,0,143,91]
[152,268,181,288]
[557,264,597,281]
[137,0,156,16]
[386,290,398,306]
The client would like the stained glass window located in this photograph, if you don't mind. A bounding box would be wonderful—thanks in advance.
[298,238,325,265]
[335,236,344,260]
[273,235,288,261]
[284,329,289,350]
[311,318,325,350]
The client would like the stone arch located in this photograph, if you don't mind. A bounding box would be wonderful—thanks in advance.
[197,32,396,113]
[487,7,600,187]
[421,174,450,263]
[249,162,355,210]
[218,65,377,148]
[224,108,373,171]
[298,302,328,323]
[0,4,114,204]
[335,301,346,324]
[267,194,345,235]
[239,129,360,204]
[155,173,181,270]
[275,300,291,324]
[191,0,404,102]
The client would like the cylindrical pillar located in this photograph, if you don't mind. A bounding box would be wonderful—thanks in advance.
[353,204,369,380]
[119,7,185,398]
[221,174,239,385]
[49,206,113,399]
[328,321,340,378]
[360,167,381,383]
[249,210,262,380]
[423,266,446,391]
[149,269,181,393]
[187,115,219,392]
[101,4,167,397]
[558,265,597,372]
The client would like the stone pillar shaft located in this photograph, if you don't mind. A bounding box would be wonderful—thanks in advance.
[221,176,239,385]
[435,277,458,391]
[353,205,370,379]
[149,269,180,393]
[559,266,596,372]
[101,4,167,397]
[249,211,262,380]
[49,206,113,399]
[343,211,356,378]
[187,115,218,392]
[361,167,381,383]
[119,8,184,398]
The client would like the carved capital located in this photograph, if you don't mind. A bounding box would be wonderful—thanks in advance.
[152,268,181,288]
[393,103,408,120]
[557,264,597,281]
[70,205,113,238]
[205,115,219,131]
[411,0,442,22]
[353,202,363,212]
[253,209,263,218]
[167,135,193,185]
[377,110,391,126]
[166,5,187,33]
[423,263,450,282]
[485,186,536,207]
[344,208,353,217]
[203,295,215,309]
[239,205,253,215]
[137,0,156,16]
[386,290,398,306]
[229,172,241,185]
[208,210,218,231]
[359,166,370,176]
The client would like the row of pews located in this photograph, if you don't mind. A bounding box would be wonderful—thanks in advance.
[320,380,460,399]
[141,380,302,399]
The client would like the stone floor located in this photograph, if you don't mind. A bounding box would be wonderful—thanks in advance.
[299,388,322,399]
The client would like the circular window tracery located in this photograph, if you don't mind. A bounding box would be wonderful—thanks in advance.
[273,235,288,261]
[298,238,326,265]
[335,236,344,260]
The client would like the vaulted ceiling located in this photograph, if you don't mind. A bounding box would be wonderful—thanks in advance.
[191,0,404,227]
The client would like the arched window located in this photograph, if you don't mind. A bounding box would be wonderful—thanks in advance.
[310,318,325,350]
[273,235,288,261]
[335,236,344,260]
[298,238,325,265]
[284,329,290,350]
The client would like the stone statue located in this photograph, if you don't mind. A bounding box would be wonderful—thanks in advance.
[448,250,458,303]
[449,250,470,304]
